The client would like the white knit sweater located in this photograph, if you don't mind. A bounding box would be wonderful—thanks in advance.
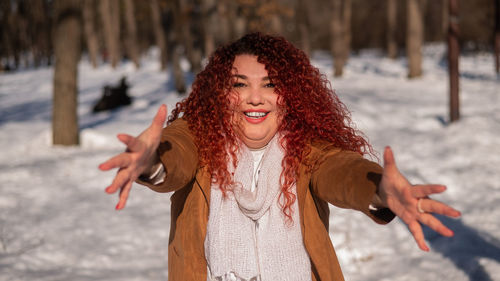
[204,136,311,281]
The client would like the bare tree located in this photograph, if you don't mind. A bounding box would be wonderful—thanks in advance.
[177,0,202,73]
[99,0,121,68]
[52,0,82,145]
[214,1,232,44]
[201,0,217,58]
[441,0,448,37]
[123,0,140,68]
[330,0,344,76]
[296,0,311,56]
[150,0,168,70]
[387,0,398,58]
[341,0,351,68]
[448,0,459,122]
[29,0,51,67]
[83,0,99,68]
[495,0,500,73]
[406,0,424,78]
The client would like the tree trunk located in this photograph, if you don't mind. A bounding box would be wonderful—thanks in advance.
[123,0,140,68]
[341,0,351,68]
[297,0,311,56]
[99,0,121,68]
[331,0,344,77]
[495,0,500,73]
[53,0,81,146]
[83,0,99,68]
[0,1,14,69]
[387,0,398,58]
[177,0,202,73]
[229,1,246,40]
[150,0,168,70]
[448,0,459,122]
[201,0,217,58]
[215,1,232,44]
[407,0,423,78]
[30,0,51,67]
[441,0,448,38]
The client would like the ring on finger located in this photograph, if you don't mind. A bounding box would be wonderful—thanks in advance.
[417,198,425,214]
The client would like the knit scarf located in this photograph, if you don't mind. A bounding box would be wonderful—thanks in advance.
[204,135,311,281]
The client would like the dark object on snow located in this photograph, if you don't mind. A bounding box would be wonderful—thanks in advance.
[92,77,132,113]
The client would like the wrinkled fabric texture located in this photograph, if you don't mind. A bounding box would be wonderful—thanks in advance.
[205,135,311,281]
[137,118,395,281]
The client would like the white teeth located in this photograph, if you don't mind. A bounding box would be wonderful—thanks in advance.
[244,112,267,118]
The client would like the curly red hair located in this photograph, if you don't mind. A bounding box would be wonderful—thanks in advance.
[168,32,372,222]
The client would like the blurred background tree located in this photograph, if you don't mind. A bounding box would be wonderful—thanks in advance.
[0,0,497,145]
[0,0,497,72]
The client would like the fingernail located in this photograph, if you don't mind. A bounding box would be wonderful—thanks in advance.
[115,203,121,210]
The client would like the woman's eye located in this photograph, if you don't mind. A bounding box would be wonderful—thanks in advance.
[233,82,246,88]
[264,83,275,88]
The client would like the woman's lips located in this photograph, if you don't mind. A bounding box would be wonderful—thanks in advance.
[243,110,270,124]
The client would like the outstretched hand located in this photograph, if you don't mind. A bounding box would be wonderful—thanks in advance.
[377,146,461,251]
[99,105,167,210]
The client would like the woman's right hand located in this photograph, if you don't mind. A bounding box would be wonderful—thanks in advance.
[99,104,167,210]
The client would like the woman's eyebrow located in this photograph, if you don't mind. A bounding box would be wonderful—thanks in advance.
[232,74,247,80]
[232,74,270,81]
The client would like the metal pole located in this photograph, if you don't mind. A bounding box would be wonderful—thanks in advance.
[448,0,460,122]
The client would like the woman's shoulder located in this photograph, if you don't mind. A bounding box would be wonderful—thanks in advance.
[309,139,342,155]
[305,138,368,166]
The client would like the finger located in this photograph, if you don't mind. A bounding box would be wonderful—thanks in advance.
[99,153,131,171]
[383,146,399,173]
[411,184,447,198]
[418,214,454,237]
[105,168,131,194]
[407,221,430,252]
[117,133,143,152]
[150,104,167,132]
[116,180,133,210]
[418,198,461,218]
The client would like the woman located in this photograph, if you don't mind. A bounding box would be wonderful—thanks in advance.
[99,33,460,281]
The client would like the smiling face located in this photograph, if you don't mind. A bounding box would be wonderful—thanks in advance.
[229,55,282,149]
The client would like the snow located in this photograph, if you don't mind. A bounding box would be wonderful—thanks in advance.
[1,45,499,280]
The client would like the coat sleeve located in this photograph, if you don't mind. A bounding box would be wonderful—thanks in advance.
[136,118,199,193]
[310,149,395,224]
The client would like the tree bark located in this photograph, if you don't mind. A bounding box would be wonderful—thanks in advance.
[448,0,460,122]
[215,1,232,44]
[30,0,51,67]
[52,0,81,146]
[99,0,121,68]
[177,0,202,73]
[83,0,99,68]
[495,0,500,73]
[387,0,398,58]
[297,0,311,56]
[441,0,449,38]
[123,0,140,68]
[331,0,344,77]
[201,0,217,58]
[341,0,351,68]
[407,0,424,78]
[150,0,168,70]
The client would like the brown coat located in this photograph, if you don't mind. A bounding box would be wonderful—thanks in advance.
[138,119,395,281]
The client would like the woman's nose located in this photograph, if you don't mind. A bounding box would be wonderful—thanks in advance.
[247,87,263,105]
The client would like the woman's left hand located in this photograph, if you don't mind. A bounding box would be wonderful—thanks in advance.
[377,146,461,251]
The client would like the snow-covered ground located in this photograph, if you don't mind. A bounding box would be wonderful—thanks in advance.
[0,45,499,281]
